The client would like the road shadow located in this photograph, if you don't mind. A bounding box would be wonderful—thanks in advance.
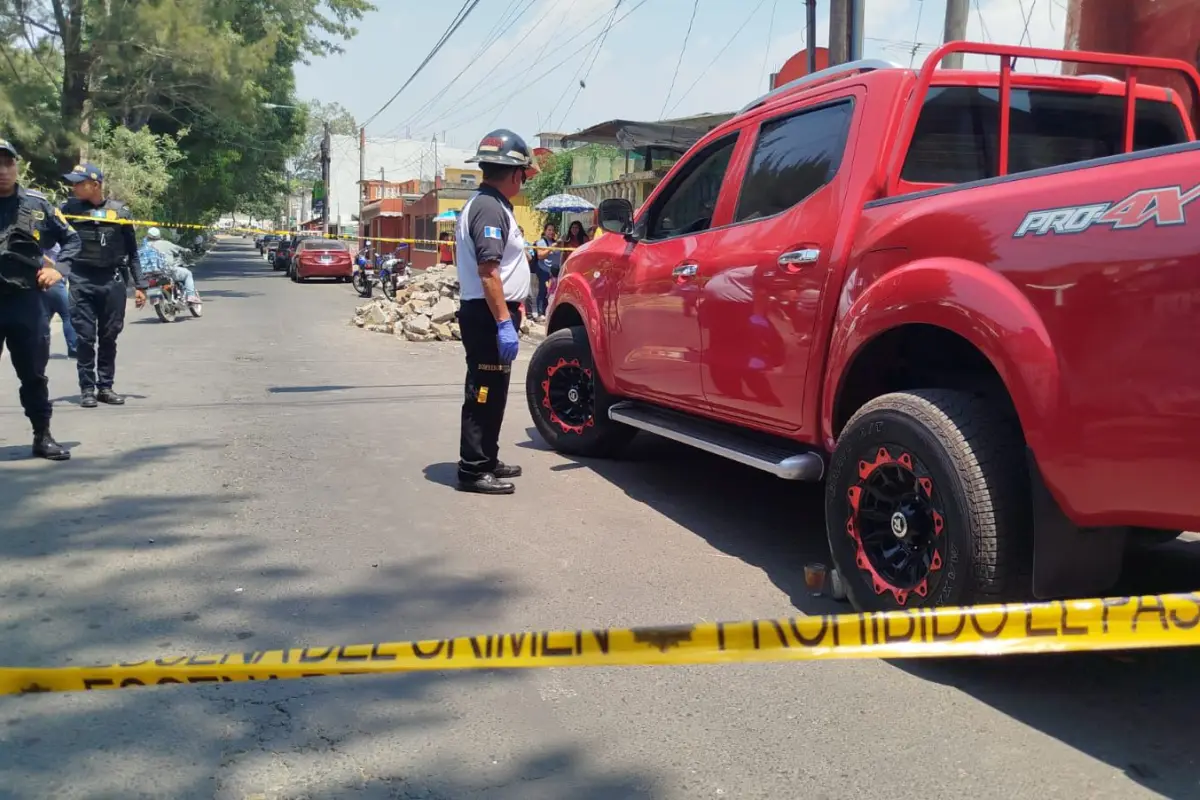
[519,426,839,616]
[267,383,458,394]
[0,441,82,461]
[423,462,461,489]
[527,423,1200,799]
[50,392,149,404]
[0,438,607,798]
[194,288,265,299]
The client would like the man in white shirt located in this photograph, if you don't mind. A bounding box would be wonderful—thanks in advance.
[454,128,537,495]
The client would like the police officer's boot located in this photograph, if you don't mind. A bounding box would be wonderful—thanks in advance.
[456,472,516,495]
[97,388,125,405]
[80,389,98,408]
[32,429,70,461]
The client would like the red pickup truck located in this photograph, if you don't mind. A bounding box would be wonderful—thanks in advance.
[525,41,1200,613]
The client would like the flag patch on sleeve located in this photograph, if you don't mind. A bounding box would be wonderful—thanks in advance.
[483,226,502,240]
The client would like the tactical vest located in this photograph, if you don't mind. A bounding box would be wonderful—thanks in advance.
[0,196,44,293]
[69,200,128,268]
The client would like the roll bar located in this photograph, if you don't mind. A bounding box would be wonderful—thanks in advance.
[884,41,1200,197]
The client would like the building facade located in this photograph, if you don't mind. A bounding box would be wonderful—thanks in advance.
[1064,0,1199,116]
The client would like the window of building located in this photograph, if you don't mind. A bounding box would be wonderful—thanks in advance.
[414,215,436,251]
[734,100,854,223]
[901,86,1189,184]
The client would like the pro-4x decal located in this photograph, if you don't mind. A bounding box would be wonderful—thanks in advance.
[1014,183,1200,238]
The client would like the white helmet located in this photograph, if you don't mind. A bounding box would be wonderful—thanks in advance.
[146,227,162,240]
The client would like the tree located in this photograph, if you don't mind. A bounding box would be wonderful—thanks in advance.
[0,0,374,221]
[291,99,356,183]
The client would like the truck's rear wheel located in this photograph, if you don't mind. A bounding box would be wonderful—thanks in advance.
[527,326,635,457]
[825,389,1030,612]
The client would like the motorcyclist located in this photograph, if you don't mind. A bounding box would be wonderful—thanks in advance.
[143,227,200,304]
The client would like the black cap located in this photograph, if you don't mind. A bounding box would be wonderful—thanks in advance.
[64,162,104,184]
[466,129,538,173]
[0,139,18,159]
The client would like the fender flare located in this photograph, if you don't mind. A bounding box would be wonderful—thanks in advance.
[821,257,1060,456]
[546,272,614,390]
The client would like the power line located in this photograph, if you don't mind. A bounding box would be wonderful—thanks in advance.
[758,0,779,93]
[554,0,625,131]
[410,0,609,139]
[415,1,635,140]
[666,0,770,117]
[384,0,544,138]
[360,0,484,130]
[426,0,651,138]
[908,0,926,68]
[660,0,700,117]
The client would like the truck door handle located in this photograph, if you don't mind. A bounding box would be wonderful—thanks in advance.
[778,249,820,271]
[672,263,698,279]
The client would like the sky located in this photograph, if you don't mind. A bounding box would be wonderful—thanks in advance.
[295,0,1071,150]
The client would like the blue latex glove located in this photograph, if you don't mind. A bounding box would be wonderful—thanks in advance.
[497,318,520,363]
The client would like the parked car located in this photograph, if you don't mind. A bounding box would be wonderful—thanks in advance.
[290,239,353,282]
[272,238,296,271]
[524,41,1200,613]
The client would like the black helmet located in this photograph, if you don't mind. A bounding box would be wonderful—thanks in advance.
[467,129,538,173]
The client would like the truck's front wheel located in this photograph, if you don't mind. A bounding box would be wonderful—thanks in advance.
[527,326,635,457]
[825,390,1030,612]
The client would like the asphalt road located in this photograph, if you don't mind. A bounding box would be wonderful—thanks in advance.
[2,238,1200,800]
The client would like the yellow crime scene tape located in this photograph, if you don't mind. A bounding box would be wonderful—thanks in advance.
[59,214,586,252]
[4,592,1199,696]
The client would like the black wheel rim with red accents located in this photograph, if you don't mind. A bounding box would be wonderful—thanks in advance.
[541,358,595,434]
[845,446,945,607]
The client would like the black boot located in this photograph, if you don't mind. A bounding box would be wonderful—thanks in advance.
[456,472,515,495]
[80,389,98,408]
[32,430,70,461]
[97,388,126,405]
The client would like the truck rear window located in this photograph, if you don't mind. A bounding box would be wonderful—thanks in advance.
[901,86,1189,184]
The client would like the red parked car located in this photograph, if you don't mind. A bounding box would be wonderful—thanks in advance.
[526,40,1200,612]
[290,239,353,282]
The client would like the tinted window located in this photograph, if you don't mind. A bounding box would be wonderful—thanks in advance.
[646,135,737,240]
[303,240,345,251]
[735,100,854,223]
[902,87,1189,184]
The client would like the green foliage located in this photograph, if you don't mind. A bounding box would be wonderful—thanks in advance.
[291,99,357,183]
[0,0,374,222]
[88,118,186,219]
[524,144,621,229]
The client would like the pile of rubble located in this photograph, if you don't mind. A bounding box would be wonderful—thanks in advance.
[352,263,538,342]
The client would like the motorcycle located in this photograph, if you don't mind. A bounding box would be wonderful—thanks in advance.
[352,253,411,300]
[147,271,202,323]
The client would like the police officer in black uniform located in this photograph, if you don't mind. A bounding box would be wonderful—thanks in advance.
[60,162,147,408]
[454,129,538,495]
[0,139,82,460]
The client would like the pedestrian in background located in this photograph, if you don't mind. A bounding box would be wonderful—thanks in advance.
[453,128,537,496]
[531,221,558,322]
[42,242,79,358]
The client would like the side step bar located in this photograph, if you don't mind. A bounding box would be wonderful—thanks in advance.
[607,401,825,481]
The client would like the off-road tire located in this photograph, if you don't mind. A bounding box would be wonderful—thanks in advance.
[527,326,636,457]
[825,389,1031,612]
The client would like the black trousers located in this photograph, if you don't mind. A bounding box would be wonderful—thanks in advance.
[458,299,523,479]
[0,288,52,432]
[69,267,127,392]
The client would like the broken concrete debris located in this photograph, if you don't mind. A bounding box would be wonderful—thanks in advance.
[351,263,541,342]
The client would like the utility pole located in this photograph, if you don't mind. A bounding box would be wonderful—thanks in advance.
[806,0,818,75]
[829,0,849,66]
[358,126,366,248]
[943,0,970,68]
[432,134,439,188]
[829,0,864,66]
[320,121,330,236]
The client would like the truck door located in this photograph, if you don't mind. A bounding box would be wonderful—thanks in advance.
[699,94,858,435]
[607,133,741,409]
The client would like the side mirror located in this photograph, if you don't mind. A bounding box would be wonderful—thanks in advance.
[598,198,634,235]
